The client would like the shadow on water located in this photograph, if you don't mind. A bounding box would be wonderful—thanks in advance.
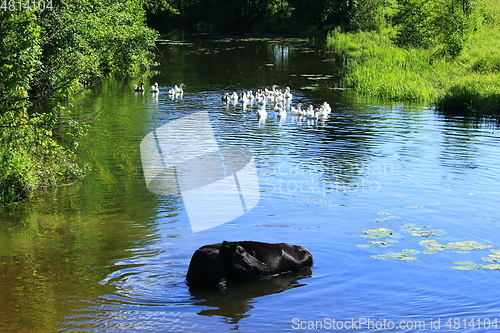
[435,105,500,129]
[189,268,312,324]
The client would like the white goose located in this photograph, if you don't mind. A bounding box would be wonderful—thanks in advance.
[321,102,332,114]
[150,82,159,93]
[305,105,317,119]
[265,85,279,99]
[317,111,328,121]
[255,92,266,106]
[247,90,255,101]
[275,105,287,118]
[169,83,185,95]
[239,91,249,104]
[283,86,293,101]
[257,105,267,120]
[275,92,285,103]
[290,103,304,116]
[168,85,178,94]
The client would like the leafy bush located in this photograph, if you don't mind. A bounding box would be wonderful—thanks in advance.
[392,0,477,57]
[0,1,157,204]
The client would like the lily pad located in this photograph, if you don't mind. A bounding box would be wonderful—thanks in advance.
[422,250,441,254]
[481,249,500,262]
[452,261,482,270]
[481,256,500,262]
[374,213,401,222]
[307,77,331,80]
[370,254,389,260]
[454,261,477,266]
[445,241,493,251]
[402,224,445,237]
[371,249,419,261]
[452,265,476,270]
[419,240,445,253]
[419,239,492,253]
[483,264,500,270]
[398,256,419,261]
[369,239,398,247]
[360,228,395,239]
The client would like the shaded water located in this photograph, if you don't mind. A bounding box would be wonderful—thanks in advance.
[1,37,500,332]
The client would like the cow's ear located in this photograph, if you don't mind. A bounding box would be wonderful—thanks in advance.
[229,243,239,254]
[221,241,237,255]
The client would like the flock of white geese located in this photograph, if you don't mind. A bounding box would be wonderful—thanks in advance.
[135,82,332,121]
[134,82,185,97]
[222,85,332,121]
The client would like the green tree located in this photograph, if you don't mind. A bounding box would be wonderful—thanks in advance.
[0,1,158,204]
[0,12,41,114]
[392,0,477,56]
[349,0,387,31]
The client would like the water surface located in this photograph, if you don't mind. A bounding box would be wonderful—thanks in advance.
[1,37,500,332]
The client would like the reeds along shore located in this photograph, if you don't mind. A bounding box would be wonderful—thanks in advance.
[326,3,500,115]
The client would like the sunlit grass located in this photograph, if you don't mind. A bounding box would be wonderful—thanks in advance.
[328,29,440,102]
[326,2,500,113]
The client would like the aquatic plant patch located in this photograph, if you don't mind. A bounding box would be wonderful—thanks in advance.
[358,213,498,269]
[357,239,399,248]
[481,249,500,263]
[451,249,500,271]
[374,213,401,223]
[401,223,445,237]
[360,227,396,239]
[451,261,482,270]
[419,240,493,254]
[370,249,419,261]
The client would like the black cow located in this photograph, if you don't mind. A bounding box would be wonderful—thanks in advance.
[186,241,313,289]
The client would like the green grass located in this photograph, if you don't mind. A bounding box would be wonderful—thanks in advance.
[326,1,500,114]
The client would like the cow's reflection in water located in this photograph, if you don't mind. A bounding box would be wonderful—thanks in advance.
[189,268,312,324]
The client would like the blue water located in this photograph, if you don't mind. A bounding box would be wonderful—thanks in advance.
[1,38,499,333]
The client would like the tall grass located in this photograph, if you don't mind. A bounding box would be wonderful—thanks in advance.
[327,1,500,114]
[328,29,440,102]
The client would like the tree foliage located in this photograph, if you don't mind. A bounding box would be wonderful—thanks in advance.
[0,1,158,204]
[392,0,477,56]
[146,0,387,34]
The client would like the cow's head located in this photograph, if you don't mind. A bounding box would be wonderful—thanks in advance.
[221,241,266,277]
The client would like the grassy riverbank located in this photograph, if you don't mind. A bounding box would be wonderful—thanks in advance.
[327,1,500,114]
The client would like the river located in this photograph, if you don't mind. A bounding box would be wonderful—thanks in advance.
[1,37,500,332]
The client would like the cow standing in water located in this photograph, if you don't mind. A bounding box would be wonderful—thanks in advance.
[187,241,313,289]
